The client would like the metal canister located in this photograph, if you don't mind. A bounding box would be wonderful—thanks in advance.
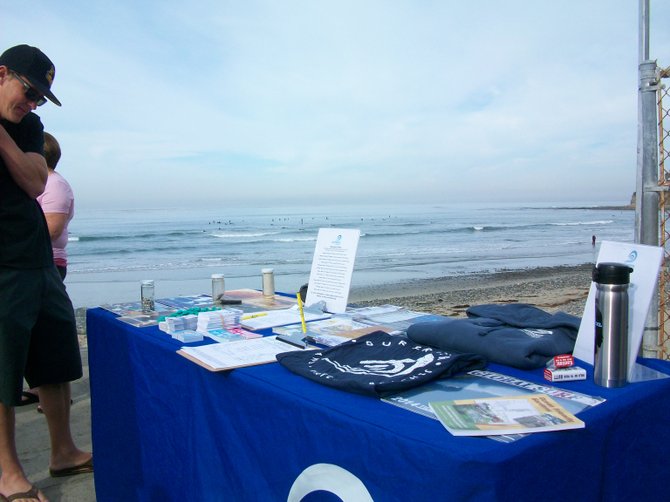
[211,274,225,304]
[262,268,275,298]
[593,262,633,388]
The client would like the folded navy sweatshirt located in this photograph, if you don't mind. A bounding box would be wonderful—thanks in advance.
[407,303,580,370]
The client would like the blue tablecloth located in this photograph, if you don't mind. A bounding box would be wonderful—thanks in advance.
[87,307,670,501]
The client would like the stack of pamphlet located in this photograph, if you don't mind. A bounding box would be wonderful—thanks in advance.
[163,314,198,334]
[196,308,243,333]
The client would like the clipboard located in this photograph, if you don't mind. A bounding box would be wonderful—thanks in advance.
[177,336,314,372]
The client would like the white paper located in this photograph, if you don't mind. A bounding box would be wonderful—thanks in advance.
[306,228,361,313]
[179,336,299,370]
[573,240,663,379]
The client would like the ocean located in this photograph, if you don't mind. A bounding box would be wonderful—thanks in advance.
[64,202,634,308]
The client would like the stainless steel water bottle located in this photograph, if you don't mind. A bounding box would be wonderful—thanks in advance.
[592,262,633,387]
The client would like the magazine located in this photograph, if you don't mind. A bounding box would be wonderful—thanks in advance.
[100,301,176,327]
[348,304,444,333]
[430,394,585,436]
[222,289,298,310]
[99,301,175,317]
[382,370,604,442]
[273,316,389,346]
[156,294,215,309]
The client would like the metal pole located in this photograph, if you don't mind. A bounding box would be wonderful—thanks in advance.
[639,0,650,62]
[637,0,660,357]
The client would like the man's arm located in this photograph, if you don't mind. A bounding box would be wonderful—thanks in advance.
[0,124,47,198]
[44,212,68,241]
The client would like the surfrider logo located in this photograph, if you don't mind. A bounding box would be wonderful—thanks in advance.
[288,464,373,501]
[321,352,436,378]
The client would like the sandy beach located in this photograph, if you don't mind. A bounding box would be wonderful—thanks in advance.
[348,263,593,317]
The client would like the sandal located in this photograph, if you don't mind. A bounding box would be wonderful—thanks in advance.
[3,485,41,501]
[49,456,93,477]
[17,391,39,407]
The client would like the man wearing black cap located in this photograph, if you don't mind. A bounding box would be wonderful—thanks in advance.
[0,45,92,501]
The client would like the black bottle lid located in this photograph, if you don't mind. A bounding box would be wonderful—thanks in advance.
[592,262,633,285]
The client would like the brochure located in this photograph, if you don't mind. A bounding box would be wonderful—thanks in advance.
[430,394,585,436]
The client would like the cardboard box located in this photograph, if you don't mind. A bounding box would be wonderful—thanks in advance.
[544,366,586,382]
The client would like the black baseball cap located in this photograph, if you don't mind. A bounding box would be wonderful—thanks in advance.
[0,44,61,106]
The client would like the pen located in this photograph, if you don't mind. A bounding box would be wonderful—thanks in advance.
[296,293,307,334]
[241,312,268,320]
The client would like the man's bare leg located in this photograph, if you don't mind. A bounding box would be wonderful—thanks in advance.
[37,383,91,472]
[0,402,48,501]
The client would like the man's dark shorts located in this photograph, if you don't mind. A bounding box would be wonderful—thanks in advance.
[0,266,82,406]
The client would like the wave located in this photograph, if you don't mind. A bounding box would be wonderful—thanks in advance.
[73,230,204,242]
[551,220,614,226]
[364,219,615,238]
[274,237,317,243]
[211,231,279,238]
[71,219,615,246]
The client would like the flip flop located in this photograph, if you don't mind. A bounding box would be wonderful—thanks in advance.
[3,485,41,501]
[17,391,39,407]
[49,456,93,478]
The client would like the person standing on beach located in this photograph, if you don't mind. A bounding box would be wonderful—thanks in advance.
[38,132,74,281]
[0,44,92,502]
[21,132,76,409]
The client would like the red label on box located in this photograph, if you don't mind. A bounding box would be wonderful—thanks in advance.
[553,354,574,368]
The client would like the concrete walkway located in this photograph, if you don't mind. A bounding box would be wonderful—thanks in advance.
[14,348,95,501]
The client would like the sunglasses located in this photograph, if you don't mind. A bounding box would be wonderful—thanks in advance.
[11,71,47,106]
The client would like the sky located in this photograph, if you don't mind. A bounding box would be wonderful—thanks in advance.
[4,1,670,210]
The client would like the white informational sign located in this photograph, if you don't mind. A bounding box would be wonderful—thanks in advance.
[306,228,361,313]
[573,240,663,379]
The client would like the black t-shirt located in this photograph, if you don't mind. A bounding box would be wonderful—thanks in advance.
[0,113,52,268]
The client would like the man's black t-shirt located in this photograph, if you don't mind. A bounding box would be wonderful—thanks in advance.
[0,112,52,268]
